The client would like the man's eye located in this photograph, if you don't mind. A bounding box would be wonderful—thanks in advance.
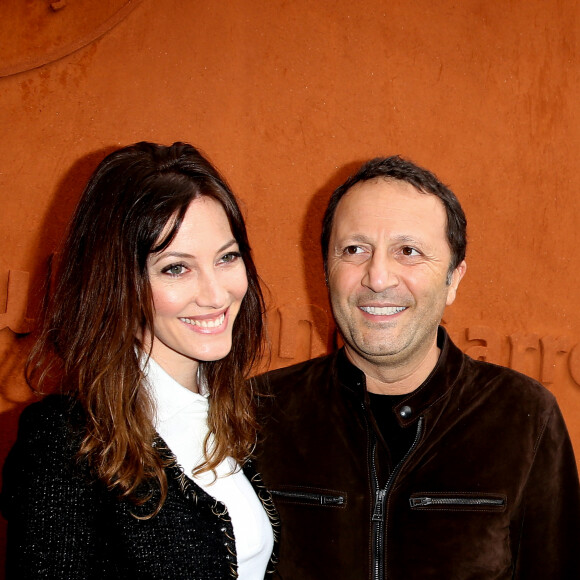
[344,246,364,255]
[162,264,186,276]
[401,246,420,256]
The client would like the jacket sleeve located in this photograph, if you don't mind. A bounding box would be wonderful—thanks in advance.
[513,402,580,579]
[1,398,107,579]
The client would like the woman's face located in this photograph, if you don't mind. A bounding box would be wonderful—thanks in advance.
[143,196,248,390]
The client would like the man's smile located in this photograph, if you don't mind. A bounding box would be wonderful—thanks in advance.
[359,306,407,316]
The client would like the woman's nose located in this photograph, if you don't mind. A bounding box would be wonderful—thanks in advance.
[195,270,227,308]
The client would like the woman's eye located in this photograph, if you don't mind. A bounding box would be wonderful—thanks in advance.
[220,251,242,264]
[162,263,186,276]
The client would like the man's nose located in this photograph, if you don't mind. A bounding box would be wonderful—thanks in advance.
[362,252,399,293]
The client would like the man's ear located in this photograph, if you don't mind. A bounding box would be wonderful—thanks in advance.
[446,260,467,306]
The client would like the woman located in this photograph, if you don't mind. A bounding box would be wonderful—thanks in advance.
[1,142,278,579]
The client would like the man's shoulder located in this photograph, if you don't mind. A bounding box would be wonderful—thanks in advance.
[461,353,557,410]
[255,352,337,391]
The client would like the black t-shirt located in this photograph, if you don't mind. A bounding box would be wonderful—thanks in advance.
[368,392,416,469]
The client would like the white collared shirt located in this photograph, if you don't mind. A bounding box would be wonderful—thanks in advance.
[144,357,273,579]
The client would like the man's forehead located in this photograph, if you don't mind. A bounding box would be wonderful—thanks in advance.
[334,179,446,226]
[342,176,433,200]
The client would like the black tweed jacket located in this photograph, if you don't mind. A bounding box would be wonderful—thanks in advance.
[1,395,279,579]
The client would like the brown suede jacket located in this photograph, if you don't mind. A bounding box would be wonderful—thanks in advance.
[255,328,580,580]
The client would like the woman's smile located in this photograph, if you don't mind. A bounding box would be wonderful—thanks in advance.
[178,309,228,332]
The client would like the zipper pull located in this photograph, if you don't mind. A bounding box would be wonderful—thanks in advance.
[409,497,433,507]
[321,495,344,506]
[372,489,387,521]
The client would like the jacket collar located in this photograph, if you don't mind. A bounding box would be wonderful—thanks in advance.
[334,326,466,427]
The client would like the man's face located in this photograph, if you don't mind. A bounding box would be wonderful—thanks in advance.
[327,178,466,374]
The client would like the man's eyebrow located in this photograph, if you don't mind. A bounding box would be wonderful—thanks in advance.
[334,234,373,245]
[391,234,423,245]
[335,234,424,245]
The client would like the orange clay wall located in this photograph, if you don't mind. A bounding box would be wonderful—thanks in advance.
[0,0,578,571]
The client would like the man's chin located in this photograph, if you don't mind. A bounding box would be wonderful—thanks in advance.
[344,341,404,364]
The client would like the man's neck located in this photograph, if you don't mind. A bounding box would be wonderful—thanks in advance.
[345,342,441,396]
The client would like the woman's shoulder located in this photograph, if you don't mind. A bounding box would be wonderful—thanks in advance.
[1,396,88,518]
[13,394,84,452]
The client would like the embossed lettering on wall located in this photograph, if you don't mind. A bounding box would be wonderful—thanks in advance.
[2,275,579,389]
[0,270,34,334]
[465,325,580,387]
[267,313,580,388]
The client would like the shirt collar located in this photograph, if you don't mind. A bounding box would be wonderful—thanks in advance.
[142,355,209,424]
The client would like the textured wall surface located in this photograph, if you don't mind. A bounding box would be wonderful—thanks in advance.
[0,0,578,572]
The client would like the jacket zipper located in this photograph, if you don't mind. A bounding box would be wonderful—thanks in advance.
[368,407,424,580]
[409,496,505,508]
[269,489,345,506]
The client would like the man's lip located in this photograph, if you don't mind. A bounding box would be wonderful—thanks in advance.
[359,305,407,316]
[359,302,404,308]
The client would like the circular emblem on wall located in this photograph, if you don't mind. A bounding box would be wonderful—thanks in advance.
[0,0,143,78]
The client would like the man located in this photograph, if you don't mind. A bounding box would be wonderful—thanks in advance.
[255,156,580,579]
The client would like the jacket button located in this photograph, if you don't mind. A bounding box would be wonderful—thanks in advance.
[399,405,412,419]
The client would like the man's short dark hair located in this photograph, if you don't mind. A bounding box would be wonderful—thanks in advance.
[321,156,467,280]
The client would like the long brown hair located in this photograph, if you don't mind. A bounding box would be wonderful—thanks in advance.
[26,142,265,511]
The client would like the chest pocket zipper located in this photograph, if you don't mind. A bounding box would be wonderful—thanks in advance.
[409,495,506,510]
[270,489,345,506]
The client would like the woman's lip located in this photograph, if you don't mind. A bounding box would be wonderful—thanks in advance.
[178,308,229,332]
[180,308,228,321]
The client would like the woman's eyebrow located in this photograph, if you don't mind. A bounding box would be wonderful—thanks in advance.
[150,239,238,264]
